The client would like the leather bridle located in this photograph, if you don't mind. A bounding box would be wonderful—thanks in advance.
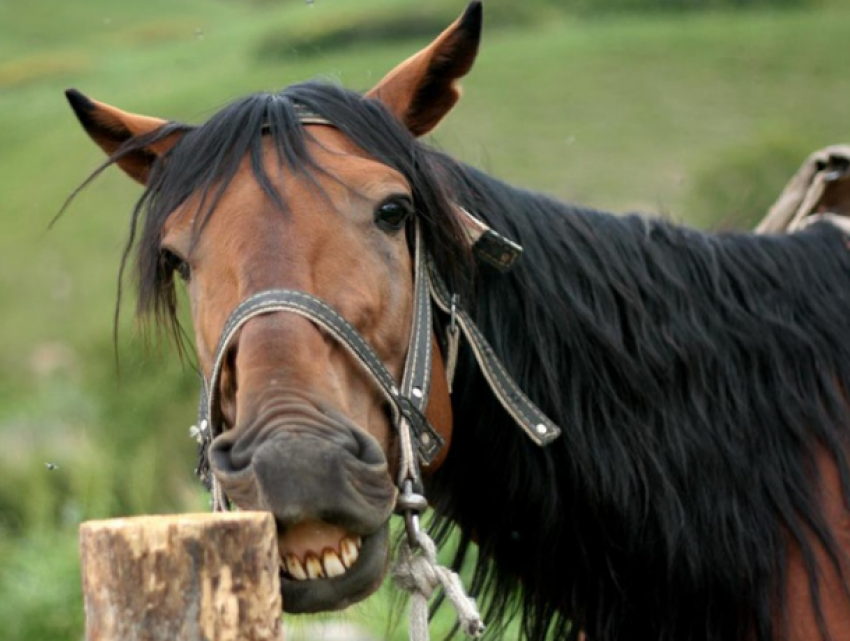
[191,111,562,547]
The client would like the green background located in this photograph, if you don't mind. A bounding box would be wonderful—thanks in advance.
[0,0,847,638]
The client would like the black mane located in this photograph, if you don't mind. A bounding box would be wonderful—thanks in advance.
[428,163,850,639]
[101,81,850,640]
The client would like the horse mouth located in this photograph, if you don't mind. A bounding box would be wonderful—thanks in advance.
[277,518,390,612]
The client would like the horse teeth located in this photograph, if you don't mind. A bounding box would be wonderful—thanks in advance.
[340,536,360,568]
[305,553,324,579]
[285,554,307,581]
[323,549,346,578]
[280,532,364,580]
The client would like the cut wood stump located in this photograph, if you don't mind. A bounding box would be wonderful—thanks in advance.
[79,512,283,641]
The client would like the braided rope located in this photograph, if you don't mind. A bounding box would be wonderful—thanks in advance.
[392,530,485,641]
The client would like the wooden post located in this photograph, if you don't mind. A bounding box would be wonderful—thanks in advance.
[79,512,283,641]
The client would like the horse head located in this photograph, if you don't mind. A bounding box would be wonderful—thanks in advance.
[66,2,483,613]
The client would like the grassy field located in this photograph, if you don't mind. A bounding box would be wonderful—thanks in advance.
[1,0,849,638]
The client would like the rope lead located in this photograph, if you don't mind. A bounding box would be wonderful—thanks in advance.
[392,530,485,641]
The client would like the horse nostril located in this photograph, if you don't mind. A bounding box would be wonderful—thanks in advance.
[208,433,263,508]
[209,434,251,476]
[209,438,235,475]
[349,425,387,466]
[319,407,388,466]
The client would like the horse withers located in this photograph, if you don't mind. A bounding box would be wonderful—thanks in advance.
[66,3,850,639]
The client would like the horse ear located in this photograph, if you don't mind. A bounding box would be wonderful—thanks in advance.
[366,1,482,137]
[65,89,185,185]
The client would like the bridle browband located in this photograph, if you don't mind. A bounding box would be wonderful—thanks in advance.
[192,109,561,546]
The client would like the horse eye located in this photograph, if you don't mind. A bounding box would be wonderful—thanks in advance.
[374,198,413,233]
[161,249,191,282]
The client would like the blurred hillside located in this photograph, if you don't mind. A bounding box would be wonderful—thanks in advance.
[0,0,848,638]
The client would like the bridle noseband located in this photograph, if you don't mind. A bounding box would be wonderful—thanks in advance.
[192,111,561,547]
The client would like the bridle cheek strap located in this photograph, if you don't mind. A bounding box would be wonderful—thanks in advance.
[427,262,561,446]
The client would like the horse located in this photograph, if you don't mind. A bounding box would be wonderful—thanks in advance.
[64,2,850,639]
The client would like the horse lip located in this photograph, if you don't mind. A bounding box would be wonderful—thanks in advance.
[279,522,390,613]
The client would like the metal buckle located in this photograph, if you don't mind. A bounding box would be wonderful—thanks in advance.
[449,293,459,335]
[396,479,428,548]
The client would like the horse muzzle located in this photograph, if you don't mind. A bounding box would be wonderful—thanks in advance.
[208,410,397,612]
